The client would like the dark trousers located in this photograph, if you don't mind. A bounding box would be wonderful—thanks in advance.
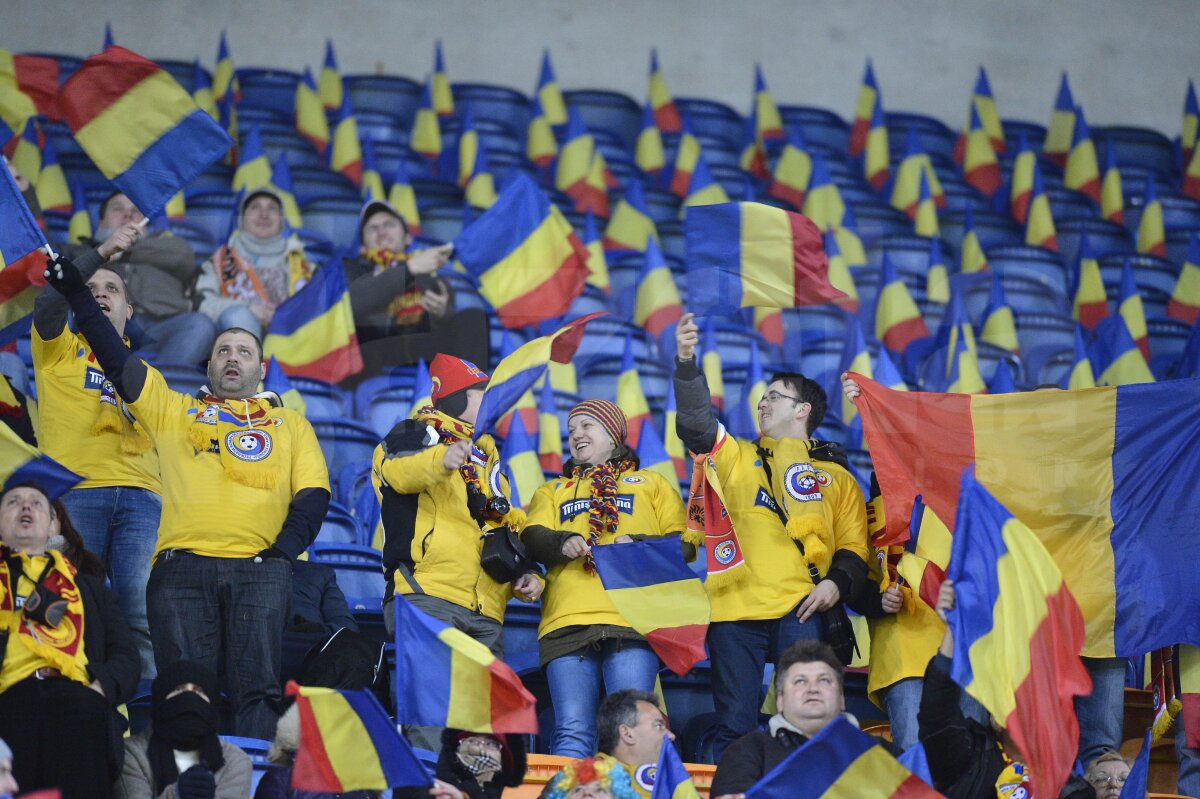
[146,550,291,738]
[0,676,118,799]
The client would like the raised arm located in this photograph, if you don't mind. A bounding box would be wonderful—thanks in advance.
[673,312,719,454]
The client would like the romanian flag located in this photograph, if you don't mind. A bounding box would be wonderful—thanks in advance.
[1167,234,1200,324]
[635,101,665,176]
[1065,105,1101,204]
[1136,176,1166,257]
[591,537,710,676]
[232,125,271,192]
[1184,139,1200,201]
[1024,163,1057,251]
[635,419,677,487]
[684,202,844,314]
[270,152,304,229]
[946,472,1091,799]
[191,60,217,120]
[387,157,421,236]
[581,210,611,293]
[632,237,683,338]
[295,68,330,154]
[959,206,989,274]
[848,59,878,158]
[1008,132,1035,226]
[768,126,812,210]
[1071,234,1109,330]
[527,95,558,170]
[318,39,343,111]
[853,372,1200,658]
[1063,325,1096,389]
[286,682,429,792]
[662,381,688,481]
[864,95,890,191]
[473,312,601,436]
[836,205,868,266]
[556,109,607,216]
[212,31,239,103]
[925,237,949,305]
[1184,80,1199,167]
[681,152,729,211]
[961,104,1002,198]
[1117,259,1150,360]
[453,173,589,329]
[944,331,986,394]
[604,178,659,253]
[0,161,49,345]
[840,319,873,423]
[410,78,442,165]
[701,317,725,412]
[987,359,1016,394]
[1099,137,1124,224]
[329,95,363,186]
[980,272,1019,354]
[753,306,784,348]
[9,54,60,122]
[1,420,83,499]
[648,49,682,134]
[0,50,37,146]
[739,114,769,181]
[875,253,929,354]
[651,734,701,799]
[264,356,307,415]
[68,180,92,242]
[953,67,1006,162]
[743,716,944,799]
[668,119,701,198]
[464,148,497,210]
[217,91,238,167]
[431,41,453,118]
[393,594,537,733]
[35,138,70,214]
[751,65,784,145]
[803,155,847,236]
[537,376,562,474]
[59,46,232,220]
[263,252,362,383]
[1043,73,1076,168]
[456,103,482,188]
[913,170,940,238]
[617,334,652,449]
[535,50,567,126]
[891,129,945,217]
[1089,316,1153,386]
[824,228,860,312]
[494,331,538,440]
[501,412,542,510]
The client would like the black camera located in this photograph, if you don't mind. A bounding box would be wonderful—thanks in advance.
[465,482,511,526]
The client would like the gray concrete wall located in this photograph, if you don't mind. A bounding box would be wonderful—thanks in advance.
[5,0,1197,136]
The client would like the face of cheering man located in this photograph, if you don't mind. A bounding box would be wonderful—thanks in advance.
[86,267,134,339]
[0,486,55,556]
[757,379,812,441]
[567,413,617,466]
[361,209,412,252]
[206,329,266,400]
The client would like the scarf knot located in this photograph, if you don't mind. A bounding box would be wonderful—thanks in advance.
[572,458,635,574]
[186,394,280,489]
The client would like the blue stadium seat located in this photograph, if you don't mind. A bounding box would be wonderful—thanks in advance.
[235,67,302,116]
[1045,185,1097,221]
[1001,119,1046,154]
[314,503,361,546]
[287,377,350,417]
[41,120,84,158]
[657,220,685,258]
[419,205,465,245]
[940,180,991,213]
[185,164,235,196]
[564,89,642,149]
[310,418,380,477]
[362,385,416,438]
[42,211,70,247]
[778,105,849,153]
[355,109,408,146]
[411,179,464,211]
[1165,229,1195,269]
[155,362,207,395]
[59,151,108,188]
[985,244,1070,297]
[235,107,291,128]
[1122,188,1200,238]
[868,234,954,278]
[291,228,335,269]
[1092,126,1176,181]
[886,111,957,161]
[453,82,532,137]
[1056,218,1135,265]
[218,735,272,792]
[502,598,542,659]
[345,74,423,123]
[572,318,654,371]
[939,209,1023,253]
[183,190,238,244]
[309,545,384,610]
[334,459,373,509]
[674,98,743,151]
[1097,253,1180,299]
[846,204,912,244]
[353,369,418,419]
[786,305,852,344]
[251,128,324,168]
[957,272,1069,323]
[1014,312,1075,357]
[577,357,669,407]
[1033,347,1075,387]
[289,166,359,203]
[372,140,426,182]
[300,195,364,250]
[1146,317,1192,362]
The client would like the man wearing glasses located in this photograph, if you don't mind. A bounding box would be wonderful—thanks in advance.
[672,312,868,763]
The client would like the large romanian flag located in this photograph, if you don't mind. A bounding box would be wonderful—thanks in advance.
[744,716,944,799]
[592,537,710,677]
[947,472,1091,799]
[0,160,49,345]
[684,202,845,315]
[263,256,362,383]
[454,173,589,329]
[58,46,232,220]
[286,682,429,792]
[393,595,537,733]
[851,374,1200,658]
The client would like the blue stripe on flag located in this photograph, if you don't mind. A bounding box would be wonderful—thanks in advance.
[592,537,697,591]
[114,109,231,220]
[683,203,746,314]
[339,688,430,786]
[393,596,455,727]
[266,257,348,337]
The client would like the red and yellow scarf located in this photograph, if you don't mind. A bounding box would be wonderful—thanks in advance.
[361,248,424,327]
[571,457,635,574]
[187,394,281,489]
[0,548,88,692]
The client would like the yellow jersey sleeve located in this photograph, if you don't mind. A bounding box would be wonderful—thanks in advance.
[287,413,331,493]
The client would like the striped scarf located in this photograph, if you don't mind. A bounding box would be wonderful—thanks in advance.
[186,393,281,489]
[572,458,635,574]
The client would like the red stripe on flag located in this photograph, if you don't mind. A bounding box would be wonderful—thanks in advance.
[848,119,868,158]
[1184,693,1200,749]
[767,181,804,211]
[1011,193,1030,226]
[641,303,683,339]
[786,210,844,306]
[1005,584,1091,799]
[13,55,61,120]
[494,250,590,330]
[645,624,708,677]
[1076,178,1101,204]
[653,105,681,133]
[1166,299,1200,325]
[892,773,943,799]
[966,164,1003,197]
[337,160,363,186]
[0,252,47,302]
[881,316,929,354]
[485,661,539,734]
[539,452,563,472]
[917,560,946,609]
[279,336,362,384]
[757,312,784,347]
[291,694,345,792]
[668,168,692,198]
[59,48,161,130]
[1146,242,1167,258]
[1077,302,1108,330]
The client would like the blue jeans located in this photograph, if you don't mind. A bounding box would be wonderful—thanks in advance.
[216,304,263,339]
[146,550,291,738]
[1177,728,1200,798]
[545,639,660,758]
[1074,656,1127,767]
[708,607,824,763]
[138,312,217,366]
[887,674,992,750]
[62,486,161,679]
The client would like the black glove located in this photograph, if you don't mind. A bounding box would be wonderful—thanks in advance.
[254,546,291,564]
[175,764,216,799]
[43,253,88,297]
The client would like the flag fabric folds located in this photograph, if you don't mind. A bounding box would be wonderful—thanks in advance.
[1117,259,1150,360]
[1009,133,1035,226]
[535,50,567,126]
[393,595,537,733]
[387,157,421,236]
[875,254,929,354]
[1,422,84,500]
[330,95,363,186]
[592,537,710,677]
[453,174,589,329]
[1167,234,1200,324]
[1100,138,1125,224]
[537,376,562,474]
[1136,176,1166,257]
[581,210,611,294]
[232,125,271,192]
[744,716,944,799]
[501,412,542,509]
[35,138,70,213]
[263,254,362,383]
[286,682,429,792]
[1071,234,1109,330]
[850,373,1200,657]
[527,96,558,169]
[1065,106,1101,204]
[635,101,665,176]
[604,178,658,253]
[864,96,890,191]
[617,335,651,448]
[1024,163,1057,251]
[768,126,812,210]
[946,471,1091,799]
[848,60,878,158]
[59,46,232,220]
[295,68,330,154]
[1064,325,1096,389]
[631,238,683,338]
[684,202,845,315]
[0,162,50,344]
[410,78,442,165]
[1089,316,1153,386]
[318,39,343,111]
[961,104,1002,198]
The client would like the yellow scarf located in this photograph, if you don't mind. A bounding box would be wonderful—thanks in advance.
[361,248,425,327]
[0,548,89,692]
[994,758,1034,799]
[765,437,834,574]
[187,393,281,489]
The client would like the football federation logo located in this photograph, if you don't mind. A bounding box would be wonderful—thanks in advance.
[225,429,273,462]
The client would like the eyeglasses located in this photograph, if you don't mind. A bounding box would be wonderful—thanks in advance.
[763,390,803,404]
[1087,774,1127,787]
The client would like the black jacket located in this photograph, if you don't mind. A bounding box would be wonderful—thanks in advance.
[78,572,142,706]
[394,729,526,799]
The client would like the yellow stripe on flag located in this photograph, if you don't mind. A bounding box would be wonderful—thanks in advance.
[441,628,497,733]
[476,211,577,311]
[264,304,355,365]
[307,691,390,788]
[74,71,198,177]
[739,203,794,307]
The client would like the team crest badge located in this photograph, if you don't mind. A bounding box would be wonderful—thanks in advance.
[714,540,738,564]
[622,475,646,484]
[784,463,823,502]
[634,764,657,792]
[225,429,273,462]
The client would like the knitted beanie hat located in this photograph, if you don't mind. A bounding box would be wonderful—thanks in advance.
[568,399,628,445]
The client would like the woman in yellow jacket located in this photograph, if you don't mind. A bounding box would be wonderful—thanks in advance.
[521,400,689,759]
